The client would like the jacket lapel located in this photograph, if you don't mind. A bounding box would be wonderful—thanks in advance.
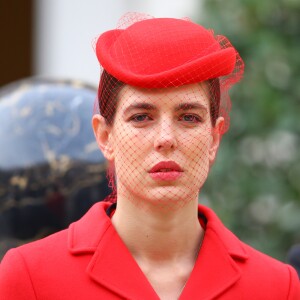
[180,205,249,299]
[87,223,159,299]
[68,202,159,299]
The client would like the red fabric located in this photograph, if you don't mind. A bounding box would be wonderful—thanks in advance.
[96,18,237,88]
[1,202,299,299]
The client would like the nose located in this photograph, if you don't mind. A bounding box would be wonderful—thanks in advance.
[154,118,178,151]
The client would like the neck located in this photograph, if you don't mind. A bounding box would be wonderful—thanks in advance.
[111,196,204,263]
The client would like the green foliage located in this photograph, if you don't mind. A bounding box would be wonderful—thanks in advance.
[200,0,300,260]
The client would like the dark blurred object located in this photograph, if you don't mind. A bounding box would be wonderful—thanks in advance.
[0,1,33,85]
[0,78,110,258]
[287,244,300,278]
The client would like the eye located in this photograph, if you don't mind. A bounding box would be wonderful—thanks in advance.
[179,114,202,123]
[130,114,152,122]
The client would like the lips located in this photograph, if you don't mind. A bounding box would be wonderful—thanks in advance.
[149,161,183,181]
[150,161,183,173]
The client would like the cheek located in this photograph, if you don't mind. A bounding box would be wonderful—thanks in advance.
[183,127,212,154]
[183,130,212,175]
[112,124,150,169]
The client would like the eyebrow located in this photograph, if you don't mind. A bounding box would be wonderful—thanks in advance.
[174,102,208,112]
[123,103,156,115]
[123,101,208,115]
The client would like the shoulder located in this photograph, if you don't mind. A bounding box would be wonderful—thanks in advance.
[0,202,111,299]
[1,223,70,268]
[10,227,68,258]
[0,201,108,266]
[239,242,300,299]
[0,229,68,299]
[242,240,298,279]
[1,201,111,261]
[199,205,300,298]
[0,247,36,299]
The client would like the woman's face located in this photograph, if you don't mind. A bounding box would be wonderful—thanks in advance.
[97,83,223,208]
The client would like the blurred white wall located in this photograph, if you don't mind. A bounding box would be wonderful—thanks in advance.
[34,0,200,86]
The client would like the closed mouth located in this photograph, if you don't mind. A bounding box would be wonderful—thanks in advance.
[149,161,183,173]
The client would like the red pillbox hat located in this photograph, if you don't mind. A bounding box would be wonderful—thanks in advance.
[96,17,238,88]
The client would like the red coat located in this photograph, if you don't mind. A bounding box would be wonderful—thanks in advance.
[1,202,299,299]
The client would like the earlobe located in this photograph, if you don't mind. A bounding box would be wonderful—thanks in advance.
[209,117,224,163]
[92,114,114,160]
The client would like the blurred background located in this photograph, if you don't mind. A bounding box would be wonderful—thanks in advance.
[0,0,299,262]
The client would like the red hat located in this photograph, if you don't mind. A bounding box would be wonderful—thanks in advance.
[96,16,240,88]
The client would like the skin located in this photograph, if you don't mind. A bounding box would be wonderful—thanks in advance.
[92,82,224,299]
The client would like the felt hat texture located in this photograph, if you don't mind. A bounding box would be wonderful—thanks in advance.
[96,18,237,88]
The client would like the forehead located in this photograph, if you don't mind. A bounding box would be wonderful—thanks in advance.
[117,82,210,110]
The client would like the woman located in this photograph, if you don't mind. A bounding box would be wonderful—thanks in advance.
[1,13,299,300]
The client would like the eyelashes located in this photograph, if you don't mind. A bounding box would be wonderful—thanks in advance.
[178,114,203,123]
[129,114,152,122]
[128,113,203,124]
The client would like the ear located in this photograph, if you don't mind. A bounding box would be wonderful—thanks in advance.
[208,116,224,164]
[92,114,114,161]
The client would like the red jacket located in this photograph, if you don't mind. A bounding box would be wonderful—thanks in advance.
[1,202,299,299]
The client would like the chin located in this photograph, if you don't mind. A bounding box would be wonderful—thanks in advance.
[140,186,199,208]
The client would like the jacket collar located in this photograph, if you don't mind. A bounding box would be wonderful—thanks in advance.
[199,205,249,260]
[68,202,112,254]
[180,205,249,299]
[68,202,249,299]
